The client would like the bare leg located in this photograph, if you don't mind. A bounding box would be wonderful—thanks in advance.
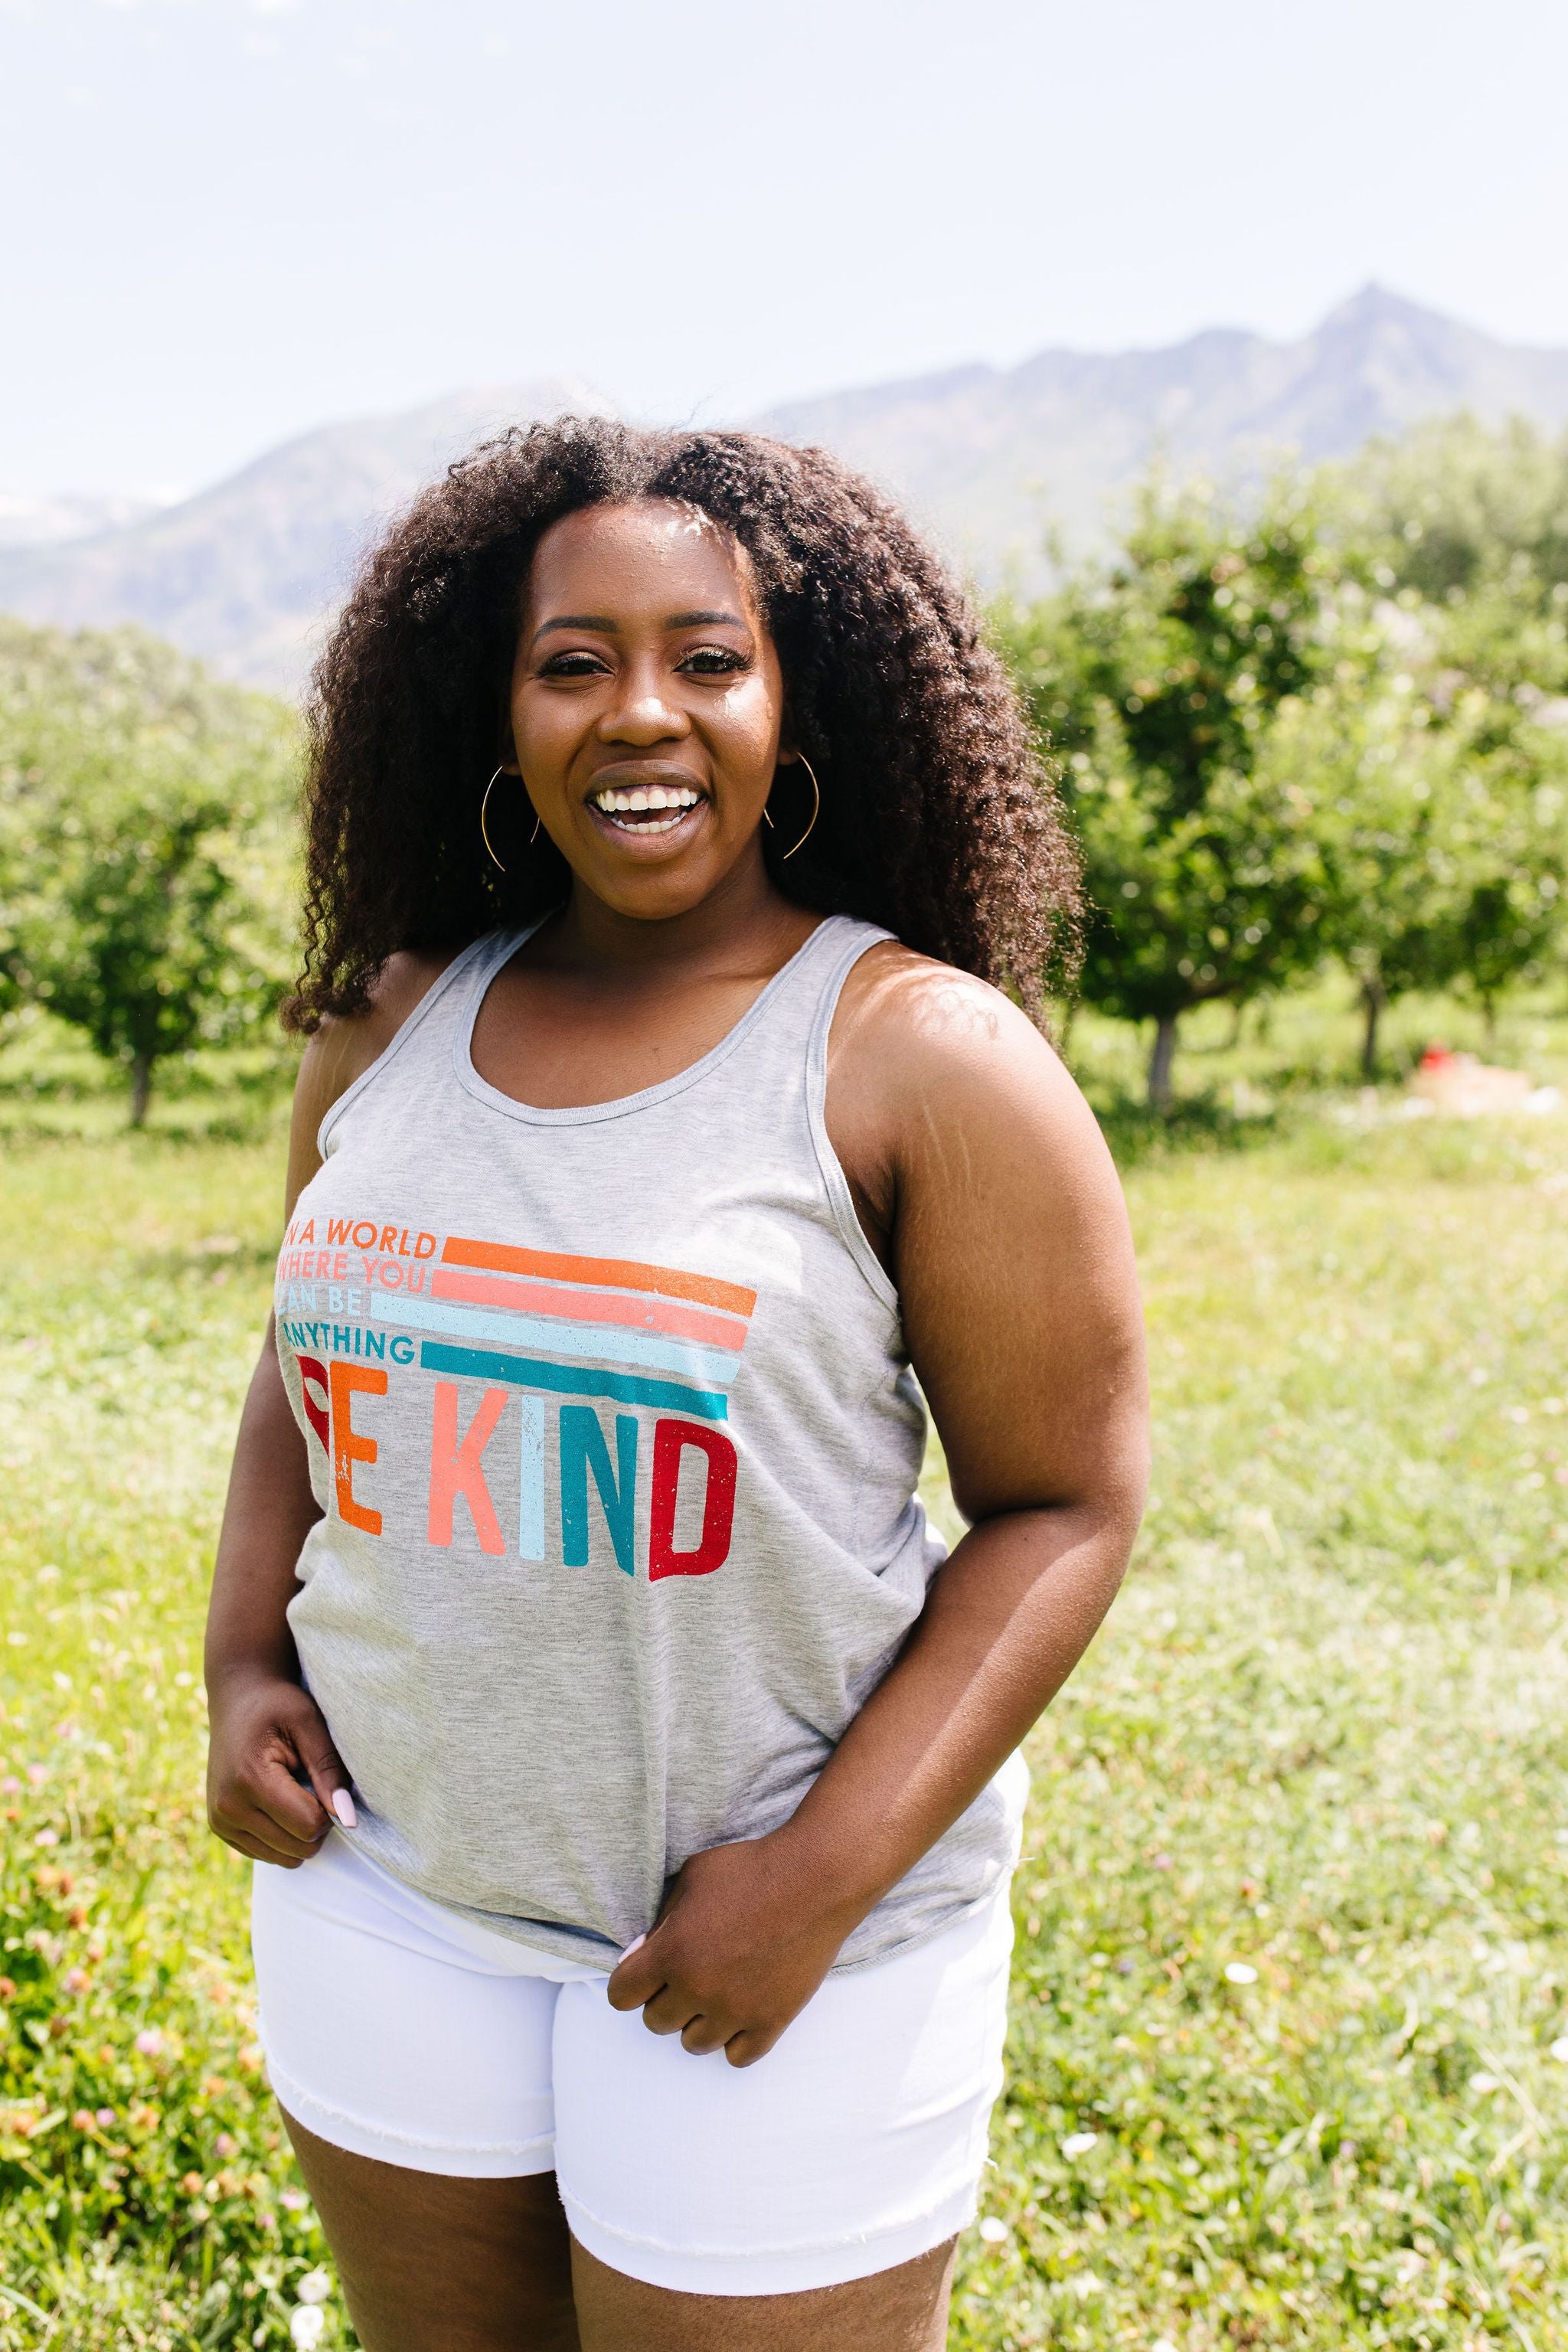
[570,2234,957,2352]
[279,2108,580,2352]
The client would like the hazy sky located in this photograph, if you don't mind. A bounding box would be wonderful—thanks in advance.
[3,0,1567,495]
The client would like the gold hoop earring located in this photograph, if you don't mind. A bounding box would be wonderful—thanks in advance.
[766,753,820,861]
[480,767,541,873]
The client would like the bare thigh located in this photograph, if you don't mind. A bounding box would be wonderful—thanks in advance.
[283,2107,955,2352]
[279,2109,580,2352]
[572,2236,957,2352]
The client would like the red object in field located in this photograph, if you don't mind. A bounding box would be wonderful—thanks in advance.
[1412,1047,1534,1115]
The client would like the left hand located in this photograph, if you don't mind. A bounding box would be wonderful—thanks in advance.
[605,1832,860,2067]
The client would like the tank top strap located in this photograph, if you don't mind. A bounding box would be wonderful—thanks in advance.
[317,923,537,1159]
[727,913,893,1078]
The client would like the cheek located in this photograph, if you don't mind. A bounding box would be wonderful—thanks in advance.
[513,691,582,771]
[714,681,784,769]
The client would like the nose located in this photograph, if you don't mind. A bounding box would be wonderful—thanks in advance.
[598,659,691,746]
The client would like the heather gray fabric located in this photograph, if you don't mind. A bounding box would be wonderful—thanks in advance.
[273,916,1024,1971]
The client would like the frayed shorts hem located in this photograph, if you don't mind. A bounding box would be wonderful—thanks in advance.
[560,2182,978,2296]
[265,2054,557,2180]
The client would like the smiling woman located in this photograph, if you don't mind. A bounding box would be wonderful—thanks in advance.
[202,420,1149,2352]
[285,420,1081,1029]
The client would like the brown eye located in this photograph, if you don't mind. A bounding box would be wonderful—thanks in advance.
[539,650,609,678]
[680,647,746,675]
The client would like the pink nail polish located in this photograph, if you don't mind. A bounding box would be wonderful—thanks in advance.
[332,1789,357,1828]
[621,1933,646,1959]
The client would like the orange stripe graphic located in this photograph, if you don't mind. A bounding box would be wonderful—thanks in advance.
[432,1267,749,1350]
[442,1234,756,1319]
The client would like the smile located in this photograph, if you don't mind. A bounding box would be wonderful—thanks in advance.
[589,784,704,836]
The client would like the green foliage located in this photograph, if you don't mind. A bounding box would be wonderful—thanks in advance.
[942,1098,1568,2348]
[1259,638,1566,1070]
[0,1140,342,2347]
[999,428,1568,1102]
[1326,413,1568,694]
[999,482,1341,1101]
[0,623,299,1125]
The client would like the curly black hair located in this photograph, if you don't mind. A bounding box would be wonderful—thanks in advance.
[286,418,1081,1030]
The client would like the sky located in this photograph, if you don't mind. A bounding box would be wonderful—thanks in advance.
[3,0,1568,497]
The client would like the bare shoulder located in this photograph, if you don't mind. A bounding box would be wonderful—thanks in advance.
[829,941,1102,1167]
[284,949,456,1214]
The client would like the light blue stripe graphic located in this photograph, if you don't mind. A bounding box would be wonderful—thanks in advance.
[420,1341,729,1423]
[370,1291,738,1387]
[518,1394,546,1563]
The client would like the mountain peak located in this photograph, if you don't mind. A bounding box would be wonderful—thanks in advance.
[4,292,1567,693]
[1315,283,1472,341]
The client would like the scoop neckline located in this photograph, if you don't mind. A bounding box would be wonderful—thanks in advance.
[453,913,842,1128]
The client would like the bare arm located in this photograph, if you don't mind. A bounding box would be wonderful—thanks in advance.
[609,957,1148,2060]
[204,957,450,1866]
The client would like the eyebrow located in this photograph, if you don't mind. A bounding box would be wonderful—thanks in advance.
[532,608,749,643]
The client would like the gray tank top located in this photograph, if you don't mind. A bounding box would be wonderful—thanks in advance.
[273,915,1024,1970]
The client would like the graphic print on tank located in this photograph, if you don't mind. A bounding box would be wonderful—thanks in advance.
[275,1215,753,1581]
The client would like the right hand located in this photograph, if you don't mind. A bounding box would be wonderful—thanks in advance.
[206,1670,355,1867]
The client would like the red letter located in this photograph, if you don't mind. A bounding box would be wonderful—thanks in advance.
[297,1354,329,1452]
[328,1360,386,1534]
[648,1419,737,1581]
[427,1382,508,1555]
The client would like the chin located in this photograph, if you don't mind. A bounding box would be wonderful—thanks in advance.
[590,859,724,921]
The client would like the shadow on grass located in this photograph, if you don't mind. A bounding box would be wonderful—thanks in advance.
[0,1099,290,1148]
[1088,1088,1291,1169]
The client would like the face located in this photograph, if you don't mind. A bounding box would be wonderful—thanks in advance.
[505,499,793,921]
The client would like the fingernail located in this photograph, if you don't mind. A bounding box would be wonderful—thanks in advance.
[332,1789,357,1828]
[620,1933,646,1959]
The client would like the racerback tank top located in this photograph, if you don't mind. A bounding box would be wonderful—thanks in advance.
[273,914,1025,1970]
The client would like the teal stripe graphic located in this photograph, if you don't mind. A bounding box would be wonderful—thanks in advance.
[372,1289,739,1387]
[419,1341,729,1423]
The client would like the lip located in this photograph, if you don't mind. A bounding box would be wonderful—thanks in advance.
[581,760,711,853]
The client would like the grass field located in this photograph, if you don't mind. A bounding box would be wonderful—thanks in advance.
[2,1008,1567,2348]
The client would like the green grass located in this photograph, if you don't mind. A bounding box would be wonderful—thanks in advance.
[2,1048,1568,2345]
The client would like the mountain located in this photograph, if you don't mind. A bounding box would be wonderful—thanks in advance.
[0,490,173,550]
[4,292,1568,695]
[756,286,1568,577]
[0,381,610,693]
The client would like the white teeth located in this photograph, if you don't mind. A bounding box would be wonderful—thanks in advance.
[591,785,701,821]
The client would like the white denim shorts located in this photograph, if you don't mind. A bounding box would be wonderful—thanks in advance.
[250,1831,1014,2297]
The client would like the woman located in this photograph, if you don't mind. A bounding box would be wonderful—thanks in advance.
[204,420,1148,2352]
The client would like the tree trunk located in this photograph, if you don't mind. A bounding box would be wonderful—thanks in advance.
[1481,995,1498,1047]
[129,1054,153,1129]
[1359,980,1384,1083]
[1148,1013,1179,1110]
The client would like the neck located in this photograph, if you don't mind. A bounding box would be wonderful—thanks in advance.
[547,840,809,979]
